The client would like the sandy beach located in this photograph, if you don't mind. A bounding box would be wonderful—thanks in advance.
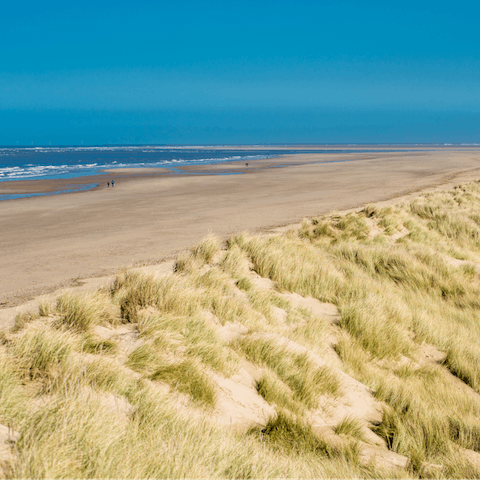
[2,148,480,307]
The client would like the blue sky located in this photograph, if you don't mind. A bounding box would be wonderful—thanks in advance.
[1,0,479,144]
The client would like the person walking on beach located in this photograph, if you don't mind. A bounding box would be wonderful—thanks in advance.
[111,180,115,187]
[107,182,110,188]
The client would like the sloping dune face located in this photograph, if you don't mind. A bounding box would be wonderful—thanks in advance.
[4,182,480,478]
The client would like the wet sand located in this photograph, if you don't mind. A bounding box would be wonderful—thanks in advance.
[2,148,480,307]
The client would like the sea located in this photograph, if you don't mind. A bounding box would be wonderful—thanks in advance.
[0,145,437,201]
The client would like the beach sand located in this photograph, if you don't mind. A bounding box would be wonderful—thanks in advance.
[2,148,480,307]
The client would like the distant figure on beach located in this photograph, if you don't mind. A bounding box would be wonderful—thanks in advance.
[246,163,249,167]
[112,180,115,187]
[107,182,110,188]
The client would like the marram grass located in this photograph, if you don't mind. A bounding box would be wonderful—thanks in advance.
[3,182,480,477]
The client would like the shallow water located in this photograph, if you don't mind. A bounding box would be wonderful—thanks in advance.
[0,183,98,201]
[0,145,427,182]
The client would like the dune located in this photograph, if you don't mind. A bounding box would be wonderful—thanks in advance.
[3,175,480,477]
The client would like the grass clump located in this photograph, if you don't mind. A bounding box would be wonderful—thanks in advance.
[12,311,38,333]
[443,345,480,391]
[175,234,221,272]
[236,276,253,291]
[260,411,326,453]
[289,310,330,347]
[221,243,252,279]
[0,349,30,424]
[83,357,135,395]
[254,410,336,458]
[12,394,128,479]
[8,325,73,381]
[114,271,201,322]
[206,294,260,327]
[233,233,343,303]
[256,370,305,414]
[56,291,119,331]
[81,334,117,355]
[338,292,412,359]
[150,359,216,407]
[236,336,341,407]
[38,301,54,317]
[334,416,366,441]
[191,234,221,264]
[127,342,172,376]
[136,311,237,376]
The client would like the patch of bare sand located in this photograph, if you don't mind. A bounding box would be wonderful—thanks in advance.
[209,369,276,432]
[93,324,144,359]
[282,291,340,324]
[443,254,480,272]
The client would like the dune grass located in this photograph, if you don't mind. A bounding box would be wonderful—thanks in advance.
[255,370,305,414]
[150,359,217,407]
[334,416,366,441]
[56,291,119,331]
[8,325,74,382]
[254,409,333,456]
[235,336,341,407]
[4,182,480,477]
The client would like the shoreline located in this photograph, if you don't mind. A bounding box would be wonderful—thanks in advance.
[0,155,294,197]
[2,148,480,308]
[0,149,431,198]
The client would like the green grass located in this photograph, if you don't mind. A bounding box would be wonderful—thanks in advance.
[0,349,31,425]
[11,311,38,333]
[135,310,238,376]
[127,342,171,375]
[83,357,135,395]
[80,334,118,355]
[254,409,333,456]
[150,359,216,407]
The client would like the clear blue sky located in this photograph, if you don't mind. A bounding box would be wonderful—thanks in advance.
[1,0,479,144]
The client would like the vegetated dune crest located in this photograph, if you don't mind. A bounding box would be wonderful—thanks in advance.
[4,181,480,477]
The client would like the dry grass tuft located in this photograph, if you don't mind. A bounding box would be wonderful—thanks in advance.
[9,325,73,381]
[56,291,119,331]
[236,336,341,406]
[174,234,221,272]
